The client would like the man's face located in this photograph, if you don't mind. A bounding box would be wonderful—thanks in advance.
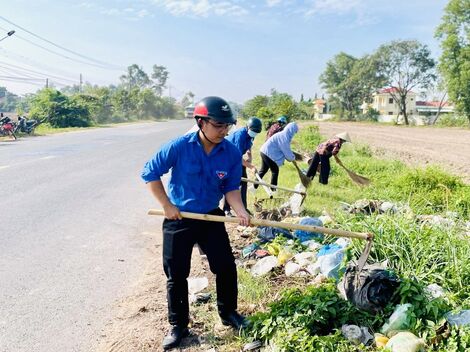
[201,119,232,143]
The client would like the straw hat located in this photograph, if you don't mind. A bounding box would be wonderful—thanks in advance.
[335,132,351,142]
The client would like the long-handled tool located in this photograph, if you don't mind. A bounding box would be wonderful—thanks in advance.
[334,155,371,186]
[292,160,311,188]
[254,172,274,198]
[241,177,306,196]
[148,209,373,240]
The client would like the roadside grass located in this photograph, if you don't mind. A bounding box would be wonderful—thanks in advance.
[235,123,470,350]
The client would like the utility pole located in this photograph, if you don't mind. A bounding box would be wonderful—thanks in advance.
[79,73,83,92]
[168,85,172,99]
[45,78,49,88]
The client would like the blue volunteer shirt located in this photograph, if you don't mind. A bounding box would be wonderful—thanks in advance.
[141,131,242,213]
[226,127,253,156]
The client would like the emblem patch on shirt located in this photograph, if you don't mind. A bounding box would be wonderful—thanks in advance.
[216,170,228,179]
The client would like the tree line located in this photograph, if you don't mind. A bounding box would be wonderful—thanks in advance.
[0,64,194,127]
[319,0,469,125]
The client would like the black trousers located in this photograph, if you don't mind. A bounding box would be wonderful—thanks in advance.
[258,152,279,187]
[306,152,331,184]
[162,208,237,327]
[224,166,248,211]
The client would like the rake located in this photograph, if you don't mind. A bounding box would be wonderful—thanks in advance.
[334,155,371,186]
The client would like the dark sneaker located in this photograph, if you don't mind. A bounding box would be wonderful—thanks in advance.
[220,311,249,330]
[162,325,189,350]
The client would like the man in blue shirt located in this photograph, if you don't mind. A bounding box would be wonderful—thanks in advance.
[141,96,250,350]
[224,116,262,214]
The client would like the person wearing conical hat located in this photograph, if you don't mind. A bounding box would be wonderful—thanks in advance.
[306,132,351,184]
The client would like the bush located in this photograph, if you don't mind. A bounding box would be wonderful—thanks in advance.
[435,114,469,128]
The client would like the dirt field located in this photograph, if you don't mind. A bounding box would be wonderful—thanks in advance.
[317,122,470,184]
[95,122,470,352]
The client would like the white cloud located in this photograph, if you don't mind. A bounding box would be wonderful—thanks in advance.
[305,0,364,16]
[266,0,283,7]
[151,0,248,17]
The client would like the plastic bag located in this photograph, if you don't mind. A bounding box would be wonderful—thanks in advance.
[385,332,425,352]
[319,249,344,279]
[381,304,413,335]
[257,226,293,243]
[339,264,400,313]
[293,217,324,242]
[251,256,278,276]
[445,310,470,327]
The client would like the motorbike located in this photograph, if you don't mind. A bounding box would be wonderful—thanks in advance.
[15,116,38,135]
[0,116,17,139]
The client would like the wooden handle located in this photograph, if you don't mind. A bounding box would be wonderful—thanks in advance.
[241,177,306,195]
[254,173,274,197]
[148,209,373,240]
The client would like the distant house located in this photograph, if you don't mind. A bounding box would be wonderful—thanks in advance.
[369,88,454,125]
[314,98,334,120]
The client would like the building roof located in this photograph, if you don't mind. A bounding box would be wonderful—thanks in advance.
[378,87,415,94]
[416,101,452,107]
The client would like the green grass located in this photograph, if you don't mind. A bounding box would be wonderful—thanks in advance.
[236,122,470,351]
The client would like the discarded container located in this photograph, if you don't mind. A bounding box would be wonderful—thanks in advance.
[242,243,260,258]
[188,277,208,295]
[381,304,413,335]
[374,333,389,347]
[294,251,316,267]
[277,248,294,265]
[341,325,373,345]
[445,310,470,327]
[285,262,301,276]
[302,240,322,251]
[424,283,445,299]
[251,255,278,276]
[385,331,425,352]
[293,217,324,242]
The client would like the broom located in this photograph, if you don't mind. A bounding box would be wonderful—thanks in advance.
[334,155,371,186]
[292,160,311,188]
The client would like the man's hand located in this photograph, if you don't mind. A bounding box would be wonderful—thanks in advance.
[163,203,182,220]
[235,209,250,227]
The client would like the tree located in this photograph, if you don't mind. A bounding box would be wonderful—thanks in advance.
[319,53,386,120]
[0,86,20,112]
[120,64,151,90]
[374,40,436,125]
[181,91,195,108]
[151,65,169,96]
[29,88,91,127]
[435,0,470,124]
[241,95,268,118]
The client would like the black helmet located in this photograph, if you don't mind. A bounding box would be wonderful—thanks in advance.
[247,116,262,133]
[193,96,236,124]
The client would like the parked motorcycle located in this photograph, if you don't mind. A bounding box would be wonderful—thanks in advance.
[0,116,17,139]
[15,116,38,135]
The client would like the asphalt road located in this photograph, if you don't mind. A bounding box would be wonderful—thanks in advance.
[0,120,193,352]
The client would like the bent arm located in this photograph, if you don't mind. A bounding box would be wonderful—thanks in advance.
[148,180,182,220]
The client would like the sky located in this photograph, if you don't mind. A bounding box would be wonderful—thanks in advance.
[0,0,449,104]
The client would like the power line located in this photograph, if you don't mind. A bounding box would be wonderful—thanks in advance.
[0,60,77,84]
[0,46,80,80]
[0,15,123,70]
